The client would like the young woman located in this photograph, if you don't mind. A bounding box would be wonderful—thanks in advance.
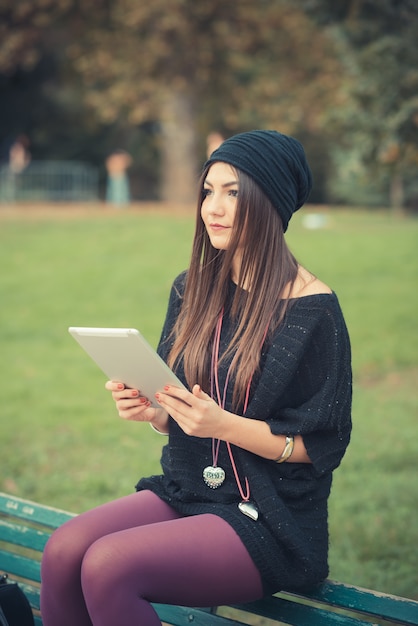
[41,130,352,626]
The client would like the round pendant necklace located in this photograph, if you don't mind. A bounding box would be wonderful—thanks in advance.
[202,438,225,488]
[202,309,268,521]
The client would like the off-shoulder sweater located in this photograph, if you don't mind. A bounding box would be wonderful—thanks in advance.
[137,272,352,594]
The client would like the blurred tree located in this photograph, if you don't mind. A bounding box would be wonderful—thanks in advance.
[300,0,418,210]
[0,0,345,202]
[57,0,346,202]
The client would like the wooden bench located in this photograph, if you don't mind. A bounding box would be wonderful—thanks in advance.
[1,491,417,626]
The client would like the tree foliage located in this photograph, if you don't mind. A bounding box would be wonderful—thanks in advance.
[62,0,345,200]
[1,0,416,206]
[300,0,418,208]
[1,0,346,201]
[66,1,342,129]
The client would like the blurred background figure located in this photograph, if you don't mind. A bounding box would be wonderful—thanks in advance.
[105,149,132,207]
[9,134,31,175]
[0,134,31,202]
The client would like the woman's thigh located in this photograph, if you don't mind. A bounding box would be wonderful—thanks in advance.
[42,490,181,570]
[41,491,183,626]
[81,512,263,610]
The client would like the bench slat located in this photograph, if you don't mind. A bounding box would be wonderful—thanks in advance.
[304,580,418,626]
[153,603,246,625]
[232,596,373,626]
[0,518,50,552]
[0,550,41,583]
[0,493,74,528]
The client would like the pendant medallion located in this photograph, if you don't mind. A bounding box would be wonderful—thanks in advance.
[203,465,225,489]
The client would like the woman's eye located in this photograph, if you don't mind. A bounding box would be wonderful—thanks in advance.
[202,188,212,198]
[229,189,239,197]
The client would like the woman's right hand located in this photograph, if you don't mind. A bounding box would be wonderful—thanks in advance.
[105,381,169,432]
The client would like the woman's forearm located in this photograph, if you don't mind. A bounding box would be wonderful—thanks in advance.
[221,411,311,463]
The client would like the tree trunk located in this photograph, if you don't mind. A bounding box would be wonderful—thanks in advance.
[159,89,199,205]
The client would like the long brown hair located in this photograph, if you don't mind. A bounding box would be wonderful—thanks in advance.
[167,165,299,410]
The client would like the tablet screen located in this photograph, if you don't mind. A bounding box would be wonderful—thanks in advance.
[69,327,186,408]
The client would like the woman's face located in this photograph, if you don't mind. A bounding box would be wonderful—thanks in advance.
[201,162,239,251]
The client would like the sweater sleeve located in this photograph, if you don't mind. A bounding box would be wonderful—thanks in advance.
[248,295,352,475]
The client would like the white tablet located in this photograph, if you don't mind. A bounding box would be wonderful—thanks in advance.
[68,327,186,408]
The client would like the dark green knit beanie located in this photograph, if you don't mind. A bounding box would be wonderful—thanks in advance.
[204,130,312,232]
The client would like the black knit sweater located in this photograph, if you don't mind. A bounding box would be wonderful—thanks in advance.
[137,272,352,594]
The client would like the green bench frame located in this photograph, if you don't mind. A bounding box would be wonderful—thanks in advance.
[1,491,417,626]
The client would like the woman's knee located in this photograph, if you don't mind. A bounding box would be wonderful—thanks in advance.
[80,536,123,600]
[42,518,90,575]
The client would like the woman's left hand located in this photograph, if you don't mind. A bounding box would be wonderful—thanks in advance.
[155,384,227,439]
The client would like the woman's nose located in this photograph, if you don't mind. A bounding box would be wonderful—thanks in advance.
[208,192,225,215]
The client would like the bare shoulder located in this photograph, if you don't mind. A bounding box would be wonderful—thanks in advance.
[289,266,332,298]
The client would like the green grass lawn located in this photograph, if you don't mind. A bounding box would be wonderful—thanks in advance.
[1,204,417,600]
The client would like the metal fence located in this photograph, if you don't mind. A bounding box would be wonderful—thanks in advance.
[0,160,99,203]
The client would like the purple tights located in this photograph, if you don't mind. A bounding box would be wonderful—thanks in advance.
[40,490,263,625]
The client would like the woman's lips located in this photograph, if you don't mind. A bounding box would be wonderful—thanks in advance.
[210,223,229,232]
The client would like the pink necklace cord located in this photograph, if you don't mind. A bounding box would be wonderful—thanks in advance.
[210,309,269,503]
